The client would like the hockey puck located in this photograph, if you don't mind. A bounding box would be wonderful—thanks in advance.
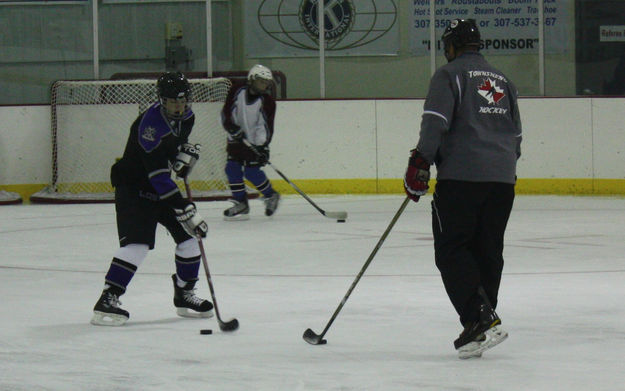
[337,219,346,223]
[200,329,213,335]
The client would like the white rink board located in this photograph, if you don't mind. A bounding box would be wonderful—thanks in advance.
[0,105,51,184]
[376,99,425,179]
[516,98,592,178]
[591,99,625,178]
[1,97,624,186]
[273,100,378,179]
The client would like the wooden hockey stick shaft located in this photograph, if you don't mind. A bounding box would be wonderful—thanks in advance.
[184,179,239,332]
[303,197,410,345]
[241,138,348,220]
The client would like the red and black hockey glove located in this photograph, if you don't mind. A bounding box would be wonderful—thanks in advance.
[403,148,430,202]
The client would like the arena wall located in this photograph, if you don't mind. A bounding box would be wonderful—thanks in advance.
[1,97,624,200]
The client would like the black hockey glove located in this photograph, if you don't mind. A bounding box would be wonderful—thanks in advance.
[403,148,430,203]
[256,146,270,165]
[225,123,244,141]
[173,143,200,179]
[174,203,208,238]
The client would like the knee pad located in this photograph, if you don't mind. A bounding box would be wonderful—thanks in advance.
[113,243,149,268]
[175,238,200,258]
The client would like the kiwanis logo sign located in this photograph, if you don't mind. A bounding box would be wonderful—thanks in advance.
[247,0,398,56]
[299,0,355,44]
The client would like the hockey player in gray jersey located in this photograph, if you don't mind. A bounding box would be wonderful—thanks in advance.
[404,19,522,358]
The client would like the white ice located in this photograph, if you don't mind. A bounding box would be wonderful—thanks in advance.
[1,195,624,391]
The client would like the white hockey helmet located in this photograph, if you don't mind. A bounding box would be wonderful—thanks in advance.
[247,64,274,83]
[247,64,274,95]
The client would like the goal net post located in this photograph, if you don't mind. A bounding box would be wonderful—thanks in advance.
[31,77,255,203]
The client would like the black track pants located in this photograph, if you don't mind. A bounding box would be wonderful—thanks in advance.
[431,180,515,325]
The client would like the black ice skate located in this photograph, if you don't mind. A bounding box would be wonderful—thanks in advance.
[172,274,214,318]
[223,199,250,221]
[91,289,129,326]
[454,304,508,359]
[264,192,280,216]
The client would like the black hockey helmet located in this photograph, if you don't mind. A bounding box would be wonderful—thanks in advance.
[442,19,481,51]
[157,71,191,101]
[157,71,191,119]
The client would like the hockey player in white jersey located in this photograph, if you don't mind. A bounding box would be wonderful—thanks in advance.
[220,64,280,220]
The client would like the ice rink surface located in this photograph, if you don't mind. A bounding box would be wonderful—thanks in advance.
[1,194,624,391]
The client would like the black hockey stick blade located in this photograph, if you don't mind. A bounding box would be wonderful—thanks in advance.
[218,318,239,332]
[183,179,240,335]
[302,328,327,345]
[303,197,411,347]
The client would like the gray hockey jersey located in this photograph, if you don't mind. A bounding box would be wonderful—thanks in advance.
[416,52,522,184]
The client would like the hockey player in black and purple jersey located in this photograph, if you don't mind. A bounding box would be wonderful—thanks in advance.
[220,64,280,220]
[404,19,522,358]
[91,72,213,326]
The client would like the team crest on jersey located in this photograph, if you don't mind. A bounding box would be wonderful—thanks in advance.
[478,79,505,105]
[141,126,156,142]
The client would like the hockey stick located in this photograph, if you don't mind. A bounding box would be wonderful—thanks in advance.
[241,138,348,221]
[184,179,239,332]
[303,196,411,345]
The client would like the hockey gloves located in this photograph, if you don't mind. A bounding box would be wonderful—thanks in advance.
[175,203,208,238]
[404,148,430,202]
[256,146,270,165]
[173,143,200,179]
[226,123,244,141]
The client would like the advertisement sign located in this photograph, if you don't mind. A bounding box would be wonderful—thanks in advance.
[244,0,400,57]
[411,0,570,55]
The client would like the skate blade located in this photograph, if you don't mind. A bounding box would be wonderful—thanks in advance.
[265,198,280,216]
[265,205,279,217]
[223,214,250,221]
[91,311,128,326]
[458,325,508,359]
[176,307,215,318]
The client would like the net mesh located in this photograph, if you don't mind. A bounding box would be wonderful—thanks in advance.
[31,77,248,203]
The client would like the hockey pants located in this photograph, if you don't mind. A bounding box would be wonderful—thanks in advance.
[431,180,515,326]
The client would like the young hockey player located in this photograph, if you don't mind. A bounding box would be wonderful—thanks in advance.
[91,71,213,326]
[220,64,280,221]
[404,19,522,358]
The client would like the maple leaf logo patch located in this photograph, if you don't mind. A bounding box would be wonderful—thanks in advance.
[478,79,505,105]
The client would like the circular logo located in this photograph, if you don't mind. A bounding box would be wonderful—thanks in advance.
[299,0,355,44]
[257,0,397,52]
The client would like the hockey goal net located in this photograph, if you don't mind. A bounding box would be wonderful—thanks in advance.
[31,77,252,203]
